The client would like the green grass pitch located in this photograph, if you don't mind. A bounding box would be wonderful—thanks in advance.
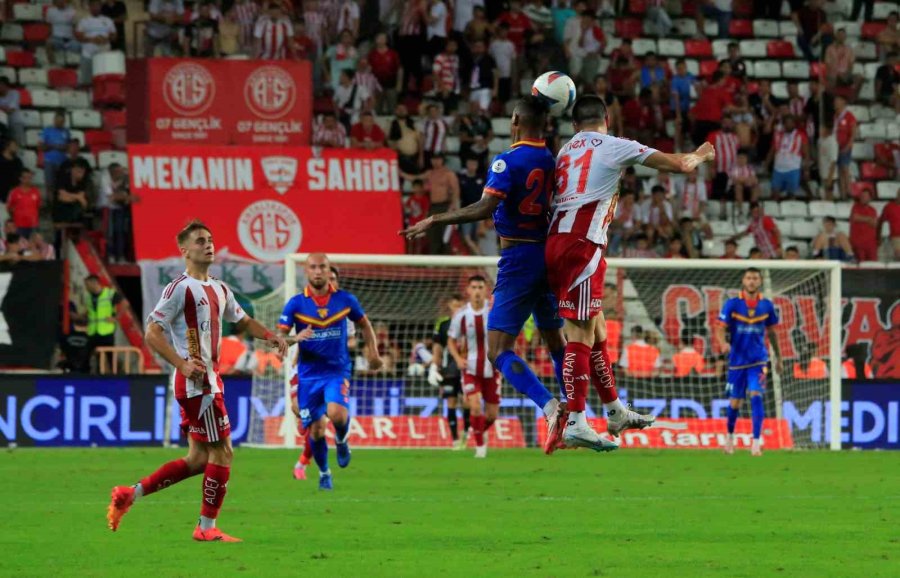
[1,448,897,577]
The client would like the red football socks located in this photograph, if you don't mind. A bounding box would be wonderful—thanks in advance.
[299,435,313,466]
[563,342,591,412]
[200,463,230,519]
[472,415,485,446]
[590,340,619,404]
[139,458,193,496]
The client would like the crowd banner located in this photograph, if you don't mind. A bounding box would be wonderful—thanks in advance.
[129,145,405,262]
[0,262,62,369]
[127,59,312,145]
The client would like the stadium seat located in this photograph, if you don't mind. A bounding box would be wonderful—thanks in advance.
[0,66,16,83]
[712,39,730,60]
[19,149,37,170]
[762,200,781,218]
[0,24,24,42]
[632,39,657,56]
[729,20,752,37]
[13,3,43,21]
[753,61,782,79]
[834,201,853,219]
[59,89,90,109]
[703,20,719,37]
[93,76,126,106]
[673,18,698,37]
[684,39,712,58]
[19,109,40,128]
[0,46,5,64]
[859,123,887,139]
[101,109,125,130]
[699,59,719,78]
[628,0,647,14]
[873,2,895,19]
[739,40,767,58]
[771,81,789,99]
[709,220,736,237]
[847,104,871,122]
[852,41,877,60]
[23,23,51,44]
[782,61,810,79]
[779,20,798,36]
[766,41,795,58]
[69,129,85,146]
[834,21,862,37]
[753,20,779,37]
[792,220,819,239]
[808,201,836,218]
[5,51,36,68]
[877,181,900,200]
[490,118,511,136]
[703,239,726,257]
[616,19,644,39]
[780,201,808,218]
[30,88,60,108]
[71,109,103,128]
[24,129,40,148]
[444,136,460,153]
[888,123,900,140]
[92,51,126,78]
[48,68,78,89]
[809,61,826,80]
[489,138,511,154]
[17,67,47,86]
[852,142,874,161]
[79,151,97,168]
[774,219,793,238]
[658,39,685,57]
[84,129,114,148]
[861,22,886,40]
[860,162,889,180]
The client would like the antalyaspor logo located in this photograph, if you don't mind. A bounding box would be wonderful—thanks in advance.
[162,62,216,117]
[260,156,298,194]
[244,65,297,120]
[237,200,303,262]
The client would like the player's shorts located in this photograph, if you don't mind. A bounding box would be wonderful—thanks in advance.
[297,375,350,428]
[178,393,230,443]
[487,241,563,335]
[545,233,607,321]
[462,372,502,404]
[440,375,462,399]
[725,365,767,399]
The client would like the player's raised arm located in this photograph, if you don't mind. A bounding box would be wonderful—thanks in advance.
[643,142,716,174]
[399,193,500,239]
[355,315,383,371]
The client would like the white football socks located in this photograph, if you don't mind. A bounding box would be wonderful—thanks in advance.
[199,515,216,530]
[542,398,558,419]
[132,483,144,502]
[604,398,626,417]
[569,411,588,428]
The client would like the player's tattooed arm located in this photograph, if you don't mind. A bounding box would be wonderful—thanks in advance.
[356,316,384,371]
[399,194,500,239]
[236,316,289,358]
[145,322,205,381]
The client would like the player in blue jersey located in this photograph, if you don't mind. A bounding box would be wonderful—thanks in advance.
[714,267,782,456]
[279,253,382,490]
[400,96,615,454]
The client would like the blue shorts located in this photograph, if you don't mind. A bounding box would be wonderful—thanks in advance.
[725,365,767,399]
[487,242,563,335]
[837,149,852,167]
[771,169,801,194]
[297,375,350,428]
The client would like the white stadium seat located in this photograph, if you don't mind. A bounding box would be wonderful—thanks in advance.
[847,105,871,123]
[13,4,43,21]
[0,46,6,64]
[658,39,685,57]
[853,41,877,60]
[753,20,779,37]
[834,202,852,220]
[752,61,782,79]
[771,81,788,100]
[779,21,798,36]
[709,221,736,237]
[808,201,836,218]
[24,129,40,148]
[99,151,128,169]
[29,88,60,108]
[0,24,24,42]
[444,136,460,153]
[59,90,90,109]
[673,18,698,37]
[873,2,895,20]
[0,66,15,83]
[782,61,810,79]
[833,21,862,37]
[739,40,768,58]
[17,68,47,86]
[762,201,781,218]
[703,20,718,37]
[791,220,820,239]
[859,123,887,139]
[71,109,103,128]
[712,39,730,60]
[877,181,900,200]
[491,118,511,136]
[632,39,657,56]
[780,201,809,218]
[851,142,873,161]
[69,129,85,146]
[19,149,37,170]
[19,109,41,128]
[92,51,126,77]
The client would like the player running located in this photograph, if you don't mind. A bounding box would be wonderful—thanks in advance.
[107,220,288,542]
[291,266,357,480]
[401,96,592,454]
[713,267,781,456]
[279,253,382,490]
[548,95,715,449]
[447,275,499,458]
[428,293,470,450]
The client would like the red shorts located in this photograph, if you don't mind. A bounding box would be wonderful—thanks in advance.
[854,243,878,262]
[178,393,230,442]
[545,233,607,320]
[462,373,501,404]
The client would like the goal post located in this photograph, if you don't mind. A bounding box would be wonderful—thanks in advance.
[245,255,842,451]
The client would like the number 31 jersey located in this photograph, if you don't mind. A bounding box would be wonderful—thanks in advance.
[550,132,656,245]
[484,139,557,242]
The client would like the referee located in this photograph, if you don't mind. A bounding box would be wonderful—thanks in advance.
[429,293,469,450]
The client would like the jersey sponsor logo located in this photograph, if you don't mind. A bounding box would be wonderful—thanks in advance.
[308,327,343,340]
[558,300,576,310]
[162,62,216,117]
[188,425,207,434]
[590,298,602,308]
[237,200,303,262]
[243,65,296,120]
[186,328,201,358]
[261,156,298,194]
[491,159,507,173]
[200,320,211,332]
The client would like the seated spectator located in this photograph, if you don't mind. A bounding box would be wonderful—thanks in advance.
[0,77,24,144]
[29,231,56,260]
[353,58,382,111]
[334,69,370,128]
[643,170,676,199]
[645,0,672,37]
[368,32,401,114]
[76,0,116,86]
[817,123,838,200]
[620,325,661,378]
[564,9,604,85]
[39,110,71,201]
[403,179,430,254]
[145,0,182,57]
[431,80,461,118]
[609,38,638,69]
[640,185,675,244]
[721,238,741,259]
[795,0,831,62]
[458,107,493,172]
[101,0,128,52]
[666,237,687,259]
[824,29,862,97]
[47,0,81,65]
[457,157,485,255]
[730,202,781,259]
[748,247,763,259]
[464,40,498,114]
[7,170,41,239]
[783,245,801,260]
[639,52,668,91]
[183,1,220,57]
[811,216,853,261]
[729,149,759,217]
[255,3,295,60]
[312,111,348,148]
[0,139,24,207]
[679,217,707,258]
[879,188,900,261]
[674,170,709,221]
[490,26,515,103]
[672,330,705,377]
[54,164,90,227]
[849,189,879,262]
[98,163,134,263]
[875,11,899,56]
[875,52,899,111]
[0,233,29,263]
[350,112,386,150]
[388,105,423,174]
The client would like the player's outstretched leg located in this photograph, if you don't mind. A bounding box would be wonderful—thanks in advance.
[750,392,764,456]
[307,417,332,490]
[294,434,312,480]
[539,328,571,453]
[193,438,241,542]
[725,400,740,454]
[107,439,206,532]
[328,398,353,469]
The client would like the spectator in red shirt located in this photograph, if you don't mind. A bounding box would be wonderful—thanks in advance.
[6,169,41,238]
[850,188,880,262]
[367,32,401,113]
[833,95,857,200]
[730,202,781,259]
[690,71,734,146]
[349,111,385,149]
[496,0,533,55]
[879,188,900,261]
[403,179,430,254]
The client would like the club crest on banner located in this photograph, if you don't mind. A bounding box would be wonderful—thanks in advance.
[162,62,216,117]
[261,156,298,194]
[237,200,303,262]
[244,65,297,120]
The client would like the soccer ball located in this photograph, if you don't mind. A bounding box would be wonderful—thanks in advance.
[531,71,576,117]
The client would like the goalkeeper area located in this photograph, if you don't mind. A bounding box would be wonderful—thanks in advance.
[2,448,897,577]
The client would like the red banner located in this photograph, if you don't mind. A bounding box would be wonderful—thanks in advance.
[536,418,795,450]
[130,58,312,145]
[263,416,527,448]
[129,145,404,262]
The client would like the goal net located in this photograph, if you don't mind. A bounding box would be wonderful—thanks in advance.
[246,255,841,451]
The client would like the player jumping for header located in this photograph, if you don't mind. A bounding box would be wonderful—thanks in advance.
[401,96,594,454]
[279,253,382,490]
[713,267,781,456]
[547,95,715,449]
[107,220,288,542]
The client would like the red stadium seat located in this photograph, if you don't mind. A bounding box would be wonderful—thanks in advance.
[860,162,889,181]
[810,61,826,79]
[861,22,886,40]
[615,19,644,39]
[92,76,125,106]
[17,88,32,107]
[5,51,36,68]
[729,20,753,38]
[684,39,712,58]
[628,0,647,15]
[102,109,126,130]
[84,129,114,148]
[699,59,719,78]
[767,41,795,58]
[48,68,78,89]
[851,181,876,199]
[23,23,50,43]
[874,143,897,164]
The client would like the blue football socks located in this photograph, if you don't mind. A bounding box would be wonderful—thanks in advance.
[726,405,739,434]
[495,350,553,410]
[750,395,764,439]
[311,437,329,473]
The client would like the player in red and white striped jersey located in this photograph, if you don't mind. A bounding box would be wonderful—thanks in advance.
[547,95,714,448]
[107,220,287,543]
[447,275,498,458]
[254,3,295,60]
